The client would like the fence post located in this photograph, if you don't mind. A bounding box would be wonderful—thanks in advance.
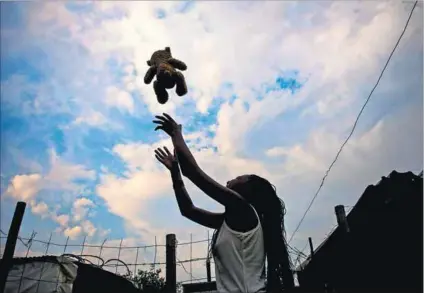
[166,234,176,293]
[206,231,211,283]
[0,201,26,293]
[308,237,314,258]
[335,205,350,233]
[190,234,192,283]
[206,260,211,283]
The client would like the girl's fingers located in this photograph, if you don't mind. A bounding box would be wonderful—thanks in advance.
[156,148,167,158]
[152,120,165,125]
[154,126,164,132]
[154,115,169,123]
[155,154,165,165]
[164,146,172,156]
[162,113,176,124]
[154,149,165,159]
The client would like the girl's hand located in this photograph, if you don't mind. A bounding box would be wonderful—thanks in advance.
[153,113,182,137]
[155,146,178,170]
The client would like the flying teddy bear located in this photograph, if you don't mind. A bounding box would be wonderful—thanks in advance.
[144,47,188,104]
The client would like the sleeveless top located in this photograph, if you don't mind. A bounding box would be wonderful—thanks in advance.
[213,206,266,293]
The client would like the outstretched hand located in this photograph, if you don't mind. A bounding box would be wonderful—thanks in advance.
[153,113,182,137]
[155,146,178,170]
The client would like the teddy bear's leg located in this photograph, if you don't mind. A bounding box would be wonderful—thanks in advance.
[174,72,188,97]
[168,58,187,71]
[154,80,169,104]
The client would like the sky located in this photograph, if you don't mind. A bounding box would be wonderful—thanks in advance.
[0,0,423,283]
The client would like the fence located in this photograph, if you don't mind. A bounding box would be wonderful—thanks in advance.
[0,203,309,292]
[0,231,217,286]
[0,230,309,291]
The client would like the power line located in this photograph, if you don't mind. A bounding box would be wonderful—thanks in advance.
[287,0,418,245]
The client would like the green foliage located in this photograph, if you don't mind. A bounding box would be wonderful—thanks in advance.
[131,266,166,292]
[126,265,182,293]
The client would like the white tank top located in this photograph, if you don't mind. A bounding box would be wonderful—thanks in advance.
[213,206,266,293]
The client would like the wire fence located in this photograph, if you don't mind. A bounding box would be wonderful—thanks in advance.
[0,228,308,285]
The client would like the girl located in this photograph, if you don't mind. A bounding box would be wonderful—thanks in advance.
[153,113,294,293]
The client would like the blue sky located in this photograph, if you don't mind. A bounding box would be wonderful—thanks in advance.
[0,1,422,281]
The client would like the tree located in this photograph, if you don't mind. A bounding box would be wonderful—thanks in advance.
[127,266,182,293]
[131,267,166,292]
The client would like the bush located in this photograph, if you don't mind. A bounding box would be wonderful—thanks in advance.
[128,266,182,293]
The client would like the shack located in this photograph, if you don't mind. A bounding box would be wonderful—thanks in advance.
[297,170,423,292]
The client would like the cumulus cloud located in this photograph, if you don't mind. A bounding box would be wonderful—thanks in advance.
[52,214,70,227]
[81,220,97,237]
[73,110,108,127]
[105,86,135,114]
[5,149,95,201]
[73,197,95,222]
[64,226,83,239]
[6,174,42,201]
[3,149,98,236]
[30,201,49,218]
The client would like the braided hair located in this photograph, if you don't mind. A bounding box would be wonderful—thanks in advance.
[208,175,294,292]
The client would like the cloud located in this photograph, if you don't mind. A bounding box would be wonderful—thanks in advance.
[6,174,42,201]
[81,220,97,237]
[52,214,70,227]
[64,226,83,239]
[3,149,98,237]
[73,110,108,127]
[73,197,95,222]
[5,149,95,202]
[30,201,49,217]
[44,149,96,191]
[105,86,135,114]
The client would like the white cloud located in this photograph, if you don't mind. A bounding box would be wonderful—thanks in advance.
[105,86,135,114]
[64,226,83,239]
[73,197,95,222]
[81,220,97,237]
[4,150,97,237]
[6,174,42,201]
[44,149,95,191]
[5,150,95,203]
[73,110,108,127]
[74,197,95,209]
[30,201,49,218]
[52,214,70,227]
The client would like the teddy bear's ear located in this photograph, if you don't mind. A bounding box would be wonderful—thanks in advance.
[165,47,171,53]
[147,60,151,66]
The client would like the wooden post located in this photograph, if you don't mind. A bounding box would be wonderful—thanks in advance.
[308,237,314,258]
[0,201,26,293]
[206,230,211,283]
[165,234,176,293]
[335,205,350,233]
[206,259,211,283]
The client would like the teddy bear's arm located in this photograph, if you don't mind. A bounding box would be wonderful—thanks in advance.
[168,58,187,71]
[144,66,157,84]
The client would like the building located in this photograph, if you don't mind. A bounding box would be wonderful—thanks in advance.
[296,171,423,292]
[3,255,140,293]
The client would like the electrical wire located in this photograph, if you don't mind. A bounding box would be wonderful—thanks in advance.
[287,0,419,245]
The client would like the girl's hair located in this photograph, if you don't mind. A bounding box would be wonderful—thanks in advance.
[209,175,295,292]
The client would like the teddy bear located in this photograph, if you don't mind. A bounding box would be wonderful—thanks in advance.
[144,47,188,104]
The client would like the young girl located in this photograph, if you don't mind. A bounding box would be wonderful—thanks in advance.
[153,113,294,293]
